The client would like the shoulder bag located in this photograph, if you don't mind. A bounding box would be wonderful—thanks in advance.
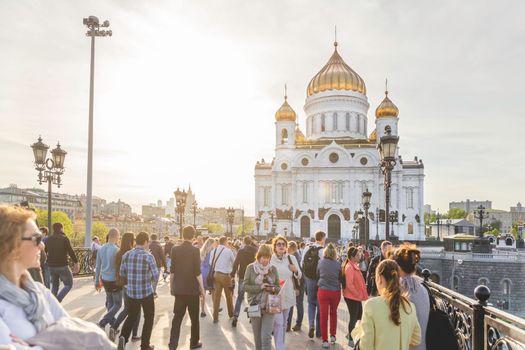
[287,255,301,295]
[206,247,225,288]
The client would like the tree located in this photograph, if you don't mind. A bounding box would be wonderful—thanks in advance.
[424,212,437,225]
[35,209,73,236]
[446,208,467,219]
[92,221,109,240]
[236,218,254,235]
[202,223,223,234]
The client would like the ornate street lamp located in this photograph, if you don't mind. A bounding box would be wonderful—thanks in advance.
[31,137,67,231]
[191,200,198,227]
[174,188,187,238]
[378,125,399,240]
[474,205,489,238]
[375,207,380,241]
[269,210,276,236]
[83,15,112,246]
[255,217,261,237]
[436,211,441,240]
[226,207,235,237]
[362,189,372,248]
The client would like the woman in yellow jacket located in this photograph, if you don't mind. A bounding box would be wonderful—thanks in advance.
[351,259,421,350]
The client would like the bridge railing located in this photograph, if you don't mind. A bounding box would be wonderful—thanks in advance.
[422,269,525,350]
[70,247,95,276]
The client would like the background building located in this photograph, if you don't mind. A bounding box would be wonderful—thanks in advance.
[254,41,425,241]
[449,199,492,213]
[142,204,166,218]
[102,199,132,216]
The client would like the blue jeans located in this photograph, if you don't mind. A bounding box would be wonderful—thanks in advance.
[287,287,305,328]
[305,277,321,336]
[99,281,123,328]
[114,290,140,335]
[49,266,73,302]
[233,280,245,317]
[42,265,51,289]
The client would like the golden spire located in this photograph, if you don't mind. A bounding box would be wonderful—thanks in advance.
[275,85,297,122]
[369,129,377,142]
[307,40,366,96]
[375,78,399,118]
[295,122,306,143]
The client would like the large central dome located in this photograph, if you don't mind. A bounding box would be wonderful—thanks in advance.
[306,42,366,96]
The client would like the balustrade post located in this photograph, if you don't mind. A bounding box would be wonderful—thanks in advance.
[473,285,490,350]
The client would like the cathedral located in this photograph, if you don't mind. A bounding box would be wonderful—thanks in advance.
[254,40,425,242]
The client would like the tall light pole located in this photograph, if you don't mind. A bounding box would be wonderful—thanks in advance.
[226,207,235,237]
[378,125,399,241]
[362,189,371,248]
[474,205,489,238]
[191,200,198,227]
[436,211,441,240]
[375,207,380,241]
[174,188,187,238]
[83,16,112,247]
[31,137,67,231]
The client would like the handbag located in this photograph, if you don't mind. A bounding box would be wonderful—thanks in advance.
[247,291,263,318]
[206,247,225,288]
[267,293,282,314]
[421,282,460,350]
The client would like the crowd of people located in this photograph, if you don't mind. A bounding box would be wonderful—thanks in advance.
[0,203,435,350]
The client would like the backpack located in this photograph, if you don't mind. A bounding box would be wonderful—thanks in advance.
[421,282,460,350]
[302,246,322,279]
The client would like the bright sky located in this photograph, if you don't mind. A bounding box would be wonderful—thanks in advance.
[1,0,524,215]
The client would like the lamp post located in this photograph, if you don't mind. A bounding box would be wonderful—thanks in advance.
[290,206,294,237]
[362,189,372,248]
[356,210,364,244]
[31,137,67,231]
[191,200,198,227]
[378,125,399,241]
[174,188,187,238]
[390,211,396,237]
[269,210,275,236]
[446,219,452,236]
[83,16,112,246]
[474,205,489,238]
[226,207,235,237]
[436,211,441,240]
[375,207,380,241]
[255,217,261,237]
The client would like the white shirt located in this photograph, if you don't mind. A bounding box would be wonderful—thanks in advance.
[270,253,302,310]
[208,245,235,274]
[0,282,68,350]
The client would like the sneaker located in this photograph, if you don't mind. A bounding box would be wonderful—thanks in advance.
[213,319,219,324]
[308,327,315,339]
[200,312,206,318]
[117,336,125,350]
[190,343,203,349]
[322,341,330,349]
[330,335,336,344]
[292,325,301,331]
[231,317,238,327]
[348,339,355,347]
[131,336,141,342]
[141,346,154,350]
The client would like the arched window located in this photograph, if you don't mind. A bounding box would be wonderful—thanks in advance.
[356,115,361,133]
[281,129,288,144]
[346,113,350,130]
[321,114,326,132]
[502,279,511,296]
[478,277,489,286]
[452,275,460,291]
[408,222,414,234]
[333,113,338,130]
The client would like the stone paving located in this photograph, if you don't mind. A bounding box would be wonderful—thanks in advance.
[64,277,352,349]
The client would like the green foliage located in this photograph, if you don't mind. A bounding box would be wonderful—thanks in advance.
[484,228,500,236]
[92,221,109,240]
[424,212,437,225]
[202,223,223,234]
[236,218,254,236]
[35,209,73,236]
[446,208,467,219]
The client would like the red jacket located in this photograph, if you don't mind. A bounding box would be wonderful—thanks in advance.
[343,260,368,301]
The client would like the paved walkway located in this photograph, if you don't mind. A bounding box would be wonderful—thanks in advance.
[64,277,352,349]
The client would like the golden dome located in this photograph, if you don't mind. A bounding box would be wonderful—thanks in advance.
[275,96,297,122]
[295,124,306,143]
[375,91,399,118]
[369,129,377,142]
[307,42,366,97]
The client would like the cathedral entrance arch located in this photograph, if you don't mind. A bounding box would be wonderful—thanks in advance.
[300,216,310,238]
[327,214,341,241]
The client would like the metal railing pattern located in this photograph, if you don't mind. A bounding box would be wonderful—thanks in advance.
[70,247,95,276]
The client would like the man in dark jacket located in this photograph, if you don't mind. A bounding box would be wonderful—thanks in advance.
[45,222,79,302]
[366,240,392,296]
[169,225,203,350]
[230,235,257,327]
[149,233,165,296]
[164,236,174,257]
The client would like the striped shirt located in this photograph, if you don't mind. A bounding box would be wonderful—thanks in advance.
[120,246,159,299]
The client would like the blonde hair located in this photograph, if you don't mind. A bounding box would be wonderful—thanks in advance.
[323,243,337,260]
[256,244,272,260]
[200,237,216,260]
[0,205,36,264]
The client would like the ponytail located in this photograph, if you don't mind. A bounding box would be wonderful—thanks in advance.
[377,260,410,326]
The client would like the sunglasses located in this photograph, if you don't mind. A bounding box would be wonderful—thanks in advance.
[276,242,287,247]
[21,232,43,246]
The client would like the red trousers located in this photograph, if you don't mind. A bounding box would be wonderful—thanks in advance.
[317,288,341,341]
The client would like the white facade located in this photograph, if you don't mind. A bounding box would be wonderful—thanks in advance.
[254,43,425,242]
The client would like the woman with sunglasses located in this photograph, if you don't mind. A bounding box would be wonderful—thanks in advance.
[0,205,68,348]
[270,235,301,350]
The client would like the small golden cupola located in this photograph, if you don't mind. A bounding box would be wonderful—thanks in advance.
[375,89,399,118]
[369,129,377,142]
[295,124,306,143]
[275,88,297,122]
[307,41,366,96]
